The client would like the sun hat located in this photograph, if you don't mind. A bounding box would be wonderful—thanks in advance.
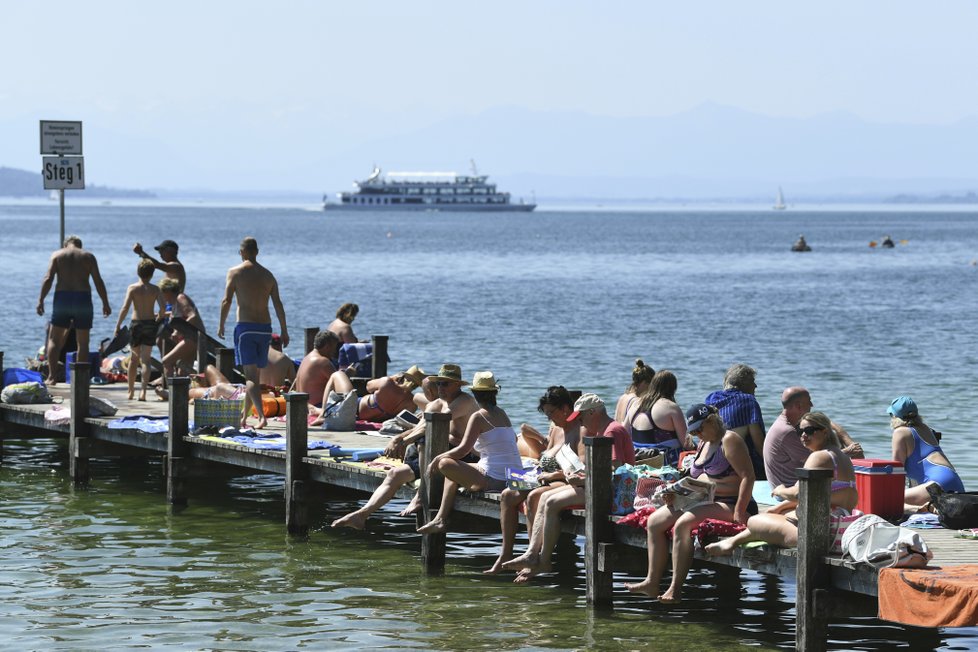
[566,393,604,422]
[686,403,714,432]
[154,239,179,252]
[471,371,500,392]
[402,365,426,388]
[430,363,468,385]
[887,396,918,419]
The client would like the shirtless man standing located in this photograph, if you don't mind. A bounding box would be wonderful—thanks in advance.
[36,235,112,385]
[217,237,289,429]
[294,330,341,408]
[331,364,478,530]
[133,239,185,292]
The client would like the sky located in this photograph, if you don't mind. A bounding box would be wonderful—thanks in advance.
[3,1,978,192]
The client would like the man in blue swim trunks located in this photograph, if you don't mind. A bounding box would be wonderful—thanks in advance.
[36,235,112,385]
[218,236,289,429]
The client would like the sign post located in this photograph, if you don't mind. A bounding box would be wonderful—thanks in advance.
[39,120,84,245]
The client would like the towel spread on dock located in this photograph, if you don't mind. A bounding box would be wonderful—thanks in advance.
[900,513,944,529]
[878,565,978,627]
[616,505,747,540]
[107,415,172,433]
[195,429,340,451]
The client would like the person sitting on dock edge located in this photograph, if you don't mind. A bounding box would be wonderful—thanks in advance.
[764,386,863,491]
[217,236,289,429]
[328,302,360,344]
[36,235,112,385]
[331,363,478,530]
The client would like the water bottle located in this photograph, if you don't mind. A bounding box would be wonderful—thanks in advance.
[164,302,172,325]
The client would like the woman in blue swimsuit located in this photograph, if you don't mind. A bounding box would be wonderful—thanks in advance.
[704,411,858,558]
[625,403,755,604]
[888,396,965,510]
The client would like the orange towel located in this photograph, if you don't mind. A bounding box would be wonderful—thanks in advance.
[878,566,978,627]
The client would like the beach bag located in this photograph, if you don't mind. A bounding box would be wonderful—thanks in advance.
[927,485,978,530]
[634,465,683,510]
[1,381,52,404]
[88,395,118,417]
[193,398,244,428]
[842,514,933,569]
[320,390,358,431]
[612,464,644,515]
[251,395,287,418]
[829,508,864,554]
[2,367,44,388]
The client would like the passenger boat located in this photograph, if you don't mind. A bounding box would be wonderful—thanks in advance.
[324,162,536,212]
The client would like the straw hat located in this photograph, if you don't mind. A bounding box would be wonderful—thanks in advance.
[430,363,468,385]
[470,371,500,392]
[401,365,426,388]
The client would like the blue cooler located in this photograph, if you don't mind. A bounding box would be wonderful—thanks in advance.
[65,351,102,383]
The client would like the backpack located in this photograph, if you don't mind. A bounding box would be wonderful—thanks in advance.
[1,381,53,404]
[927,484,978,530]
[841,514,932,569]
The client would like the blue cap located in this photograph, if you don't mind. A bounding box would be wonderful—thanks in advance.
[686,403,714,432]
[887,396,918,419]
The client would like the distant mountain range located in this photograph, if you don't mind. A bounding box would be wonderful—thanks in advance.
[3,103,978,201]
[0,166,154,199]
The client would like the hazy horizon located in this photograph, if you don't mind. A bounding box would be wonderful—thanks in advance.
[3,2,978,197]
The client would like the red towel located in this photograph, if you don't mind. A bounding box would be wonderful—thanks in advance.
[879,565,978,627]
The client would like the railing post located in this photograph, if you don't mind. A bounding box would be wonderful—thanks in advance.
[371,335,388,379]
[69,361,91,485]
[196,334,209,375]
[285,392,310,536]
[585,435,614,607]
[166,377,190,505]
[795,467,833,652]
[418,411,451,574]
[304,327,319,355]
[217,347,235,382]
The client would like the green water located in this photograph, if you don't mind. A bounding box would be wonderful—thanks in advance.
[0,437,767,651]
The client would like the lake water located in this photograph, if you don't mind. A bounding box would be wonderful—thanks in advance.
[2,200,978,649]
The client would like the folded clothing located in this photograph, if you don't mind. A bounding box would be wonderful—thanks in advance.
[107,415,171,433]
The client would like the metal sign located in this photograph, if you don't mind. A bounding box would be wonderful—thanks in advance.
[42,156,85,189]
[40,120,83,155]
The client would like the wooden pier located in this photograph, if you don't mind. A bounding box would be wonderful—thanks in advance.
[2,349,976,651]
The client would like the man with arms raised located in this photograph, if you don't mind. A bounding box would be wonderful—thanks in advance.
[218,237,289,429]
[36,235,112,385]
[294,330,341,408]
[331,364,478,529]
[133,239,186,293]
[764,386,864,490]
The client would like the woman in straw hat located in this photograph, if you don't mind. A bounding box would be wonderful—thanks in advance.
[417,371,522,535]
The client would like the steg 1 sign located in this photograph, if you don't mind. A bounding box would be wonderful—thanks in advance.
[43,156,85,190]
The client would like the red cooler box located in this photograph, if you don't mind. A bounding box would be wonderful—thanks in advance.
[853,458,905,520]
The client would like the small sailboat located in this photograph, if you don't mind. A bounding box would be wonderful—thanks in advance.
[773,186,787,210]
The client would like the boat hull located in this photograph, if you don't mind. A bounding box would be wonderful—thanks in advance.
[323,203,536,212]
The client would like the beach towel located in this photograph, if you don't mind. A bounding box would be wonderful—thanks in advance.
[106,415,172,434]
[45,405,71,426]
[2,368,44,388]
[878,565,978,627]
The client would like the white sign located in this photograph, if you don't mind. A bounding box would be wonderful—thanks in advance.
[42,156,85,190]
[40,120,83,155]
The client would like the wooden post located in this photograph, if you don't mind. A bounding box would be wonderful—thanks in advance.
[795,467,833,652]
[196,334,208,374]
[166,377,190,505]
[285,392,310,536]
[69,361,91,485]
[217,347,235,381]
[304,327,319,354]
[371,335,388,379]
[418,411,450,574]
[584,435,614,607]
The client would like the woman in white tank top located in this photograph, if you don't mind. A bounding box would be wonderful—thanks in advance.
[418,371,521,535]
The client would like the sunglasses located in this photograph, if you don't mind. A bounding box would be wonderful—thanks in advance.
[435,380,455,387]
[799,425,822,436]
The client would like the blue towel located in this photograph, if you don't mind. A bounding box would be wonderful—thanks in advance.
[338,343,372,367]
[327,447,384,461]
[211,428,339,451]
[752,480,775,505]
[106,415,171,434]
